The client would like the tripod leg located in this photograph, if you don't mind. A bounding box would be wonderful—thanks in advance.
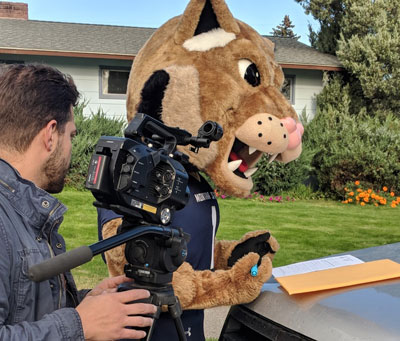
[168,299,187,341]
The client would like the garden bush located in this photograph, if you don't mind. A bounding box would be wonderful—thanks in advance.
[307,108,400,199]
[253,147,314,196]
[66,103,126,189]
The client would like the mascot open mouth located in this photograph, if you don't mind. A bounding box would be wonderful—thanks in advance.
[227,138,276,179]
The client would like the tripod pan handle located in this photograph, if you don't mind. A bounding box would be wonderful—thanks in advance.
[29,245,93,282]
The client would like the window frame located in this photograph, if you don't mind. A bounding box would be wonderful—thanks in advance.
[282,74,295,105]
[99,65,131,100]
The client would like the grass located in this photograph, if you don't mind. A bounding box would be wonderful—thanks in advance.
[55,189,400,289]
[217,197,400,267]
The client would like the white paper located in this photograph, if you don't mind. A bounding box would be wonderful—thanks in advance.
[272,255,364,278]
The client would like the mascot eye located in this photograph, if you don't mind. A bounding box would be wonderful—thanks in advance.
[238,59,261,87]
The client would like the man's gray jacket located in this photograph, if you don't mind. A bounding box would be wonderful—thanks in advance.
[0,159,86,340]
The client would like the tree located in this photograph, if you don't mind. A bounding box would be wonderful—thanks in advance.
[296,0,400,116]
[337,0,400,115]
[271,15,300,40]
[295,0,345,54]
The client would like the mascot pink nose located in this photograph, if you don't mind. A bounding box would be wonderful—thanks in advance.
[280,117,304,150]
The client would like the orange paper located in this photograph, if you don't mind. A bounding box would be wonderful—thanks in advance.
[276,259,400,295]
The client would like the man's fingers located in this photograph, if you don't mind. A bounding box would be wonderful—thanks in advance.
[125,315,154,328]
[115,289,151,303]
[125,303,157,316]
[119,328,147,340]
[108,275,134,287]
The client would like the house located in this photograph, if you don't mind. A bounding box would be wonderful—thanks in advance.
[0,1,342,120]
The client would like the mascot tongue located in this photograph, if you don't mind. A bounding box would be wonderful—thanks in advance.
[229,151,249,173]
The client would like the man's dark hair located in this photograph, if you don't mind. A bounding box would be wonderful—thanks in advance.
[0,63,79,152]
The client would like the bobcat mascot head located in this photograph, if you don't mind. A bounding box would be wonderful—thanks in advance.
[126,0,303,197]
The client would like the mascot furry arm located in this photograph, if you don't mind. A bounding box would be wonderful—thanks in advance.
[101,0,303,310]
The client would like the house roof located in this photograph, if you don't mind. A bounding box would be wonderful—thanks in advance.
[267,36,342,71]
[0,18,342,70]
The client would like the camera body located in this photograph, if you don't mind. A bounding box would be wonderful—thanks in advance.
[86,113,222,226]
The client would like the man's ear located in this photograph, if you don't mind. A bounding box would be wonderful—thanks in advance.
[43,120,58,152]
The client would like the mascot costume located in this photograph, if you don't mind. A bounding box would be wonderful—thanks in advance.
[97,0,303,339]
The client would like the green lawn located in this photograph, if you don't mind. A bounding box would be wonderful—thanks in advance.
[55,189,400,289]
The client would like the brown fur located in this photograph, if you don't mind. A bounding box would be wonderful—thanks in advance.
[102,0,303,311]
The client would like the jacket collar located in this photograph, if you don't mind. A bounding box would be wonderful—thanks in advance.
[0,159,67,235]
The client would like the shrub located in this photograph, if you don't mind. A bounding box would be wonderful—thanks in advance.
[307,108,400,199]
[66,103,126,189]
[253,149,313,196]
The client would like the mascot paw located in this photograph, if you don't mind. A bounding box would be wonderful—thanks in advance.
[230,252,273,302]
[227,230,279,267]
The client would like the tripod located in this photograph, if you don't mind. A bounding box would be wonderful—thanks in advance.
[28,215,189,341]
[117,219,189,341]
[118,281,185,341]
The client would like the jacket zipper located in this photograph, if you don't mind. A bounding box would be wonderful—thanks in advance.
[0,178,15,193]
[44,203,64,310]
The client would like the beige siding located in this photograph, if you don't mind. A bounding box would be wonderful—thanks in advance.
[282,68,324,120]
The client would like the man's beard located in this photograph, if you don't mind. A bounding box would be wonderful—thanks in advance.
[42,141,70,193]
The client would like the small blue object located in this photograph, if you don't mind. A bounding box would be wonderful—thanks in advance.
[250,264,258,277]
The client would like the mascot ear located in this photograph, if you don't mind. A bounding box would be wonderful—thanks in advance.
[174,0,240,44]
[137,70,170,122]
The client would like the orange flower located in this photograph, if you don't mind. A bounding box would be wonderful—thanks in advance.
[390,192,395,197]
[349,192,354,196]
[356,195,360,201]
[391,203,397,208]
[374,203,379,207]
[363,197,369,203]
[355,180,360,185]
[361,202,366,206]
[383,186,388,192]
[367,189,372,193]
[348,198,353,203]
[357,188,362,192]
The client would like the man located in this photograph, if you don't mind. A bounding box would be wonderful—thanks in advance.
[0,63,156,340]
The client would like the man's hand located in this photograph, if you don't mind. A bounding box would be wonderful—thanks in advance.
[76,282,157,340]
[86,275,134,296]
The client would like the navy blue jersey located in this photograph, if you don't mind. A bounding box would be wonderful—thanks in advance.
[97,174,219,341]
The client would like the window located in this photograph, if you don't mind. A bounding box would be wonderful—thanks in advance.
[281,75,295,104]
[99,66,130,99]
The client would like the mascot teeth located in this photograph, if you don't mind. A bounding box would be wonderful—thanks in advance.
[228,159,242,172]
[269,153,278,163]
[244,168,258,178]
[228,138,264,179]
[248,146,257,155]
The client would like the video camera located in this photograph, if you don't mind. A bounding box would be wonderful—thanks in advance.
[86,113,223,226]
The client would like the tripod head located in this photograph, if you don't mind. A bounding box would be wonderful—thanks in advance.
[119,218,190,285]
